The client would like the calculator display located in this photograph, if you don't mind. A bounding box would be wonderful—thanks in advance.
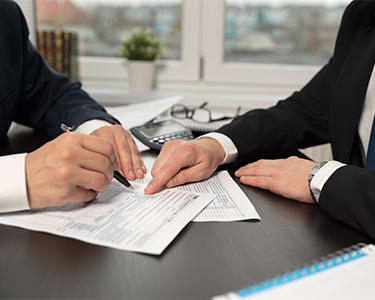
[141,122,187,138]
[130,120,194,151]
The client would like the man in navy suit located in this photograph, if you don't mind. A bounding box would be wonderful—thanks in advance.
[0,1,146,212]
[145,0,375,240]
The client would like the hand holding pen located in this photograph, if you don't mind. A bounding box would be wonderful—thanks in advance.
[25,128,121,209]
[61,123,134,190]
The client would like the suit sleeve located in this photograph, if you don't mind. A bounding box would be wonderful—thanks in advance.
[319,166,375,240]
[13,3,115,138]
[216,58,333,168]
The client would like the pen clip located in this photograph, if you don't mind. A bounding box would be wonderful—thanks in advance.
[61,123,74,132]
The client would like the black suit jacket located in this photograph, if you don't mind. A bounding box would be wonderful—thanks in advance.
[217,0,375,240]
[0,0,114,140]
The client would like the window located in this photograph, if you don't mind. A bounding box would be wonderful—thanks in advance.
[203,0,350,89]
[36,0,183,59]
[34,0,201,85]
[30,0,350,93]
[224,1,346,66]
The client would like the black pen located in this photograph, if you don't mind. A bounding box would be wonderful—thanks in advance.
[114,170,133,189]
[61,123,134,190]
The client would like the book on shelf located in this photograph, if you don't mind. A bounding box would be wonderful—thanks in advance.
[62,31,71,79]
[36,29,79,82]
[54,30,64,74]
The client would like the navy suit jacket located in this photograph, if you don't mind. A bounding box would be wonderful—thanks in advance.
[0,0,114,140]
[217,0,375,240]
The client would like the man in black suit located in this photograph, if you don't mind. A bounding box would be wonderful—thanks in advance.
[145,0,375,240]
[0,1,146,212]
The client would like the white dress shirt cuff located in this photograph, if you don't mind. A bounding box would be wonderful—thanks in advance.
[0,153,30,213]
[74,119,116,135]
[310,160,346,203]
[196,132,238,165]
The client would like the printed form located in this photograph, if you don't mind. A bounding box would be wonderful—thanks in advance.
[134,170,261,222]
[0,181,214,255]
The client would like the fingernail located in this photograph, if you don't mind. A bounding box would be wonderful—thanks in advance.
[144,184,152,194]
[142,165,147,172]
[128,170,135,179]
[136,168,143,175]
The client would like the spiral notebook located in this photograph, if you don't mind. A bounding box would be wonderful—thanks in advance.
[213,243,375,300]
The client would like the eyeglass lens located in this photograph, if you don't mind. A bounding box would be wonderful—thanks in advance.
[190,108,211,123]
[171,104,189,118]
[171,102,240,123]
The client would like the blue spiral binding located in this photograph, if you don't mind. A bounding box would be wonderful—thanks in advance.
[236,243,369,298]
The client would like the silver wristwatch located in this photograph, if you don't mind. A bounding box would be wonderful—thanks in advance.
[308,161,328,202]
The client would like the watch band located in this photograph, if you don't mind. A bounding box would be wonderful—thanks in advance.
[308,161,328,202]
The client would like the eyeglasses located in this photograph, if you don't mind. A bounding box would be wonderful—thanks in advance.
[171,102,241,123]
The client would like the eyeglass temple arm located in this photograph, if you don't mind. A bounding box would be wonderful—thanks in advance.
[199,102,208,109]
[235,106,241,117]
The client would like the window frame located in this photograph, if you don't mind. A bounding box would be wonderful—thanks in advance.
[202,0,321,90]
[79,0,202,87]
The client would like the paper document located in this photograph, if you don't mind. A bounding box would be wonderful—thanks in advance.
[134,171,260,222]
[177,171,260,222]
[105,96,182,130]
[0,181,214,255]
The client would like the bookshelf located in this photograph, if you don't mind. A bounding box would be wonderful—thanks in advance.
[36,29,79,82]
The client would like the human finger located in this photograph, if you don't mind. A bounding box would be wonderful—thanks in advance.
[145,141,199,194]
[235,157,317,203]
[163,163,214,189]
[114,127,146,179]
[78,133,118,167]
[235,159,280,175]
[91,125,146,180]
[150,140,185,175]
[146,138,224,194]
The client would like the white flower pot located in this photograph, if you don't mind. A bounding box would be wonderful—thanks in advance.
[127,60,155,93]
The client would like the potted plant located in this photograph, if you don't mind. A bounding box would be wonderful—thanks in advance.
[118,27,164,93]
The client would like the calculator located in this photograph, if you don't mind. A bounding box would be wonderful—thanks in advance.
[130,120,194,150]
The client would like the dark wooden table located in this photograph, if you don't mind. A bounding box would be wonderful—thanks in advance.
[0,125,372,299]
